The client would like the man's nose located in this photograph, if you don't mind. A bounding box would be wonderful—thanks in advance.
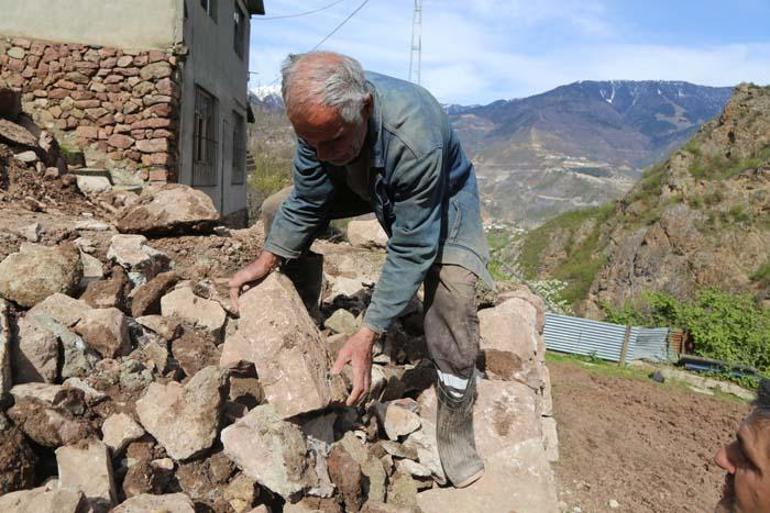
[714,446,736,474]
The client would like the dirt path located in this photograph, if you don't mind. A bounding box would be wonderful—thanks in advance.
[549,358,750,513]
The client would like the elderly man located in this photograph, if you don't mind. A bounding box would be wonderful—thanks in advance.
[229,51,492,488]
[714,380,770,513]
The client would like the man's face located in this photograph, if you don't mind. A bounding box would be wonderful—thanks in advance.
[714,411,770,513]
[290,100,369,167]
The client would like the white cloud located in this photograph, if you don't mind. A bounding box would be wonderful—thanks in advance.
[248,0,770,104]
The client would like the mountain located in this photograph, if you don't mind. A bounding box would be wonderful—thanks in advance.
[449,80,733,226]
[249,84,284,113]
[517,83,770,316]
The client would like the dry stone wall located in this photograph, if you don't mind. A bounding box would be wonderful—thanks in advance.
[0,36,180,183]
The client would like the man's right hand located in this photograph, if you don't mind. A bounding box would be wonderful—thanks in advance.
[228,250,281,313]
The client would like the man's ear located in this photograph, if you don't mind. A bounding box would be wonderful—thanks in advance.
[362,93,373,121]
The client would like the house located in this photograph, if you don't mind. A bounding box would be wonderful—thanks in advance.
[0,0,266,221]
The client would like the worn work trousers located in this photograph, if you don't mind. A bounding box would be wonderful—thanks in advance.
[261,186,481,380]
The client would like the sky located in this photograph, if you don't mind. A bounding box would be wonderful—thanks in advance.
[247,0,770,105]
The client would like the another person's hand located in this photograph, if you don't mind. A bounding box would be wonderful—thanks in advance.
[228,251,280,312]
[332,326,378,406]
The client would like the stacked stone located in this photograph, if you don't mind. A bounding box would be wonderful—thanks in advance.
[0,36,179,183]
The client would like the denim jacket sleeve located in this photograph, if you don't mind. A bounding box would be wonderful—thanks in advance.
[363,145,444,334]
[262,139,332,259]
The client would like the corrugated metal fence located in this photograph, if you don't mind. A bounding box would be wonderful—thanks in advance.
[543,313,674,363]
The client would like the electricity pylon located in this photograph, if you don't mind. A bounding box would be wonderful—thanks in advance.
[409,0,423,85]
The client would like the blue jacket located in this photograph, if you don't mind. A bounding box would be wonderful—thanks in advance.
[264,71,492,333]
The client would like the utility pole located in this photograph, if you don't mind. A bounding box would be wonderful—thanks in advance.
[409,0,423,85]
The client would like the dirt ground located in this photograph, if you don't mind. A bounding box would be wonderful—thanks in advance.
[549,358,751,513]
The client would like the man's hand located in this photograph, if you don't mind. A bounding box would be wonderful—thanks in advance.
[228,251,280,313]
[332,326,378,406]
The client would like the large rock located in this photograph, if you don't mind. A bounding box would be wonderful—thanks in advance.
[28,293,91,327]
[0,118,38,147]
[221,404,318,502]
[7,398,91,448]
[101,413,146,454]
[347,219,388,248]
[0,244,82,307]
[229,273,343,418]
[160,287,226,337]
[73,307,132,358]
[116,184,220,235]
[135,366,226,461]
[13,315,59,383]
[414,380,558,513]
[80,267,131,310]
[111,493,196,513]
[130,271,178,317]
[107,235,170,286]
[0,483,87,513]
[56,440,117,513]
[25,311,100,380]
[478,297,541,382]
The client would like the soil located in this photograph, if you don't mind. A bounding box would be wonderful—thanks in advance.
[550,359,751,513]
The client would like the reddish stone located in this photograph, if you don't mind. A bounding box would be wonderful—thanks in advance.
[133,55,149,66]
[151,129,173,139]
[35,63,49,76]
[115,67,139,77]
[108,134,134,149]
[7,58,24,72]
[85,107,107,120]
[148,168,168,182]
[55,119,68,129]
[66,118,78,129]
[12,38,31,49]
[98,48,118,58]
[142,152,170,166]
[27,55,40,68]
[96,113,115,126]
[116,56,133,67]
[146,104,172,117]
[101,57,117,68]
[130,117,170,130]
[106,84,123,93]
[65,71,89,84]
[155,78,174,96]
[74,99,101,109]
[21,67,34,79]
[54,79,77,90]
[98,128,109,140]
[148,50,166,63]
[126,150,142,162]
[75,125,99,139]
[49,106,62,118]
[70,90,94,101]
[104,75,123,84]
[83,49,101,63]
[30,42,46,56]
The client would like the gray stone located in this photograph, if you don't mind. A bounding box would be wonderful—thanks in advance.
[111,493,196,513]
[62,377,108,403]
[56,440,117,513]
[101,413,145,454]
[27,311,100,380]
[135,366,226,461]
[76,175,112,195]
[73,307,132,358]
[347,219,388,248]
[79,252,105,289]
[380,401,421,441]
[10,383,64,404]
[478,297,540,382]
[0,483,86,513]
[16,222,42,242]
[0,244,83,307]
[107,234,170,285]
[74,220,112,231]
[221,404,318,501]
[116,184,219,235]
[160,287,226,336]
[338,433,388,504]
[323,309,360,335]
[229,273,345,418]
[13,150,38,164]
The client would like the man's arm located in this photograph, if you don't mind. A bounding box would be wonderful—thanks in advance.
[263,139,334,259]
[363,146,444,333]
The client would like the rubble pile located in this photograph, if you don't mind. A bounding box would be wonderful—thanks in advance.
[0,93,559,513]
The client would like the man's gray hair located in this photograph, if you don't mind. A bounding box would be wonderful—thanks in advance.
[281,51,369,124]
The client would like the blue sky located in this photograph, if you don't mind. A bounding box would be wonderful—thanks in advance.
[248,0,770,105]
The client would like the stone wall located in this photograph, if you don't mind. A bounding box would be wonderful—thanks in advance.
[0,36,180,183]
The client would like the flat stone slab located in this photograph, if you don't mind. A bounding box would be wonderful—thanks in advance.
[111,493,196,513]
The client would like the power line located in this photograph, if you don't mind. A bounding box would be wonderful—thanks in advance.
[254,0,348,21]
[309,0,372,52]
[262,0,373,86]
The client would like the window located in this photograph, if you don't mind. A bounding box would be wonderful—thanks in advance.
[233,3,247,59]
[200,0,217,21]
[231,111,246,184]
[193,86,218,187]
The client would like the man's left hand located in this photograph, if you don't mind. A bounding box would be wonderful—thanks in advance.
[332,326,378,406]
